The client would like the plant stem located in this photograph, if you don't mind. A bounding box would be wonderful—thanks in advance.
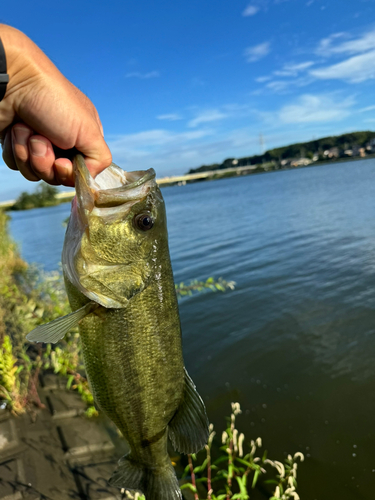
[206,445,212,500]
[28,363,44,409]
[188,454,199,500]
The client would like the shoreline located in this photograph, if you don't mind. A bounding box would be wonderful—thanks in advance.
[1,154,374,211]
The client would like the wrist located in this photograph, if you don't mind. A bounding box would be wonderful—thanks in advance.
[0,24,43,102]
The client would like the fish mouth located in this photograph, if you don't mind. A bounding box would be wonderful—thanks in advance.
[74,155,156,220]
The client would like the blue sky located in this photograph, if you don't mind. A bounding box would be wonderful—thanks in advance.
[1,0,375,200]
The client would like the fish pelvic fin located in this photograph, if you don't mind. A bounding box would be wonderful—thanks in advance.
[26,302,99,344]
[109,454,182,500]
[168,368,209,454]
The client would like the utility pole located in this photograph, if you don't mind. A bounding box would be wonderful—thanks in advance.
[259,133,265,155]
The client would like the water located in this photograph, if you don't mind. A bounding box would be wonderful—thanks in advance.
[9,159,375,499]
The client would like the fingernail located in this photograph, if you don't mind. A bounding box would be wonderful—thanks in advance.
[30,138,48,157]
[12,126,30,146]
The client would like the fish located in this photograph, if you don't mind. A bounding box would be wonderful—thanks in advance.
[27,155,209,500]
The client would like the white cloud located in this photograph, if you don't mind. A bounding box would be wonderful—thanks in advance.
[125,71,160,79]
[244,42,271,62]
[274,61,314,76]
[359,105,375,113]
[316,30,375,56]
[275,94,355,124]
[266,80,289,92]
[255,76,272,83]
[242,5,260,16]
[255,30,375,89]
[157,113,182,121]
[265,75,313,93]
[188,109,227,128]
[309,29,375,83]
[316,32,347,55]
[106,127,258,176]
[109,129,211,150]
[310,50,375,83]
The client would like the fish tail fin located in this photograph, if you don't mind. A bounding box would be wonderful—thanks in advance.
[168,368,209,454]
[109,454,182,500]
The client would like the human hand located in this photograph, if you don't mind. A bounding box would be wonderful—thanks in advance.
[0,24,112,186]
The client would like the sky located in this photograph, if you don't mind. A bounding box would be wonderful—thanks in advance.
[1,0,375,200]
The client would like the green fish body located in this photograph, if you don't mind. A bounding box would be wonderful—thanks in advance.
[27,156,209,500]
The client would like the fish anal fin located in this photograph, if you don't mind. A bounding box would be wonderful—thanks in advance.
[26,302,99,344]
[168,368,209,454]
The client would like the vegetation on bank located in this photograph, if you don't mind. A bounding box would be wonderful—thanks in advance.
[188,130,375,175]
[10,183,60,211]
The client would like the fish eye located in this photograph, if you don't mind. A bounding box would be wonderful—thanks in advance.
[134,213,154,231]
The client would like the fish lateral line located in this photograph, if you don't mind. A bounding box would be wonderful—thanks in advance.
[141,428,167,448]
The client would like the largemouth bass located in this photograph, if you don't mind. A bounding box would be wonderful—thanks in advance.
[27,155,209,500]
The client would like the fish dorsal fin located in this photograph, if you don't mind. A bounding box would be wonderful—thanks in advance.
[26,302,99,344]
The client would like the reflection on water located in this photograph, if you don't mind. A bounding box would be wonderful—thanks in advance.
[9,159,375,499]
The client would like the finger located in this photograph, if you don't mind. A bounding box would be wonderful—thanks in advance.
[29,136,59,184]
[12,123,34,165]
[81,138,112,179]
[76,125,112,179]
[2,129,18,171]
[93,108,104,136]
[54,158,75,187]
[11,126,40,182]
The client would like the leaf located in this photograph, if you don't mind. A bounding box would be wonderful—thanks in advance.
[180,483,197,493]
[194,458,208,473]
[182,464,191,477]
[20,353,31,363]
[235,457,253,468]
[66,375,75,390]
[213,456,229,465]
[252,469,260,489]
[236,476,248,497]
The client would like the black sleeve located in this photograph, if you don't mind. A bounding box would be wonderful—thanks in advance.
[0,37,9,102]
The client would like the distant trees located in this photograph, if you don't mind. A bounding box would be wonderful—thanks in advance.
[12,183,59,211]
[188,130,375,174]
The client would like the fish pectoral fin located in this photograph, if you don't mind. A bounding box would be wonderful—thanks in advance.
[168,368,209,454]
[26,302,99,344]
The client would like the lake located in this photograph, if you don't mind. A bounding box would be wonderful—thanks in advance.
[9,159,375,500]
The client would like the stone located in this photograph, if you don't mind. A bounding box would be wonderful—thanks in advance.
[0,419,23,459]
[57,417,115,465]
[39,372,68,391]
[46,390,86,419]
[0,458,25,500]
[72,461,123,500]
